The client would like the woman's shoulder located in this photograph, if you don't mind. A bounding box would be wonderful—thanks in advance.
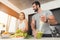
[24,19,28,22]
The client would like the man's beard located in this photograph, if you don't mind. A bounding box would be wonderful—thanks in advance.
[34,8,38,12]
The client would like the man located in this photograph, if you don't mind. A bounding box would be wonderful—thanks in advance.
[31,1,57,37]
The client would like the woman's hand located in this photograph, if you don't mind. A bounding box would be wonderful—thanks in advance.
[21,28,26,32]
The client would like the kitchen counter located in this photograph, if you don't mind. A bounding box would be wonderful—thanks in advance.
[0,37,60,40]
[0,33,60,40]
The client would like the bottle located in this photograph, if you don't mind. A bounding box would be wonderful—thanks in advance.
[39,20,44,32]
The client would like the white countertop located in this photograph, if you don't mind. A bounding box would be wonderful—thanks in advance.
[0,37,60,40]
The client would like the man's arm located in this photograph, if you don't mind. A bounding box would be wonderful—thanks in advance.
[48,15,57,25]
[31,19,36,32]
[31,18,37,38]
[46,10,57,25]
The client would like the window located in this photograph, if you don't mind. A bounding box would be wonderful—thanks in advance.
[0,11,8,25]
[0,11,17,33]
[8,16,17,33]
[0,11,8,31]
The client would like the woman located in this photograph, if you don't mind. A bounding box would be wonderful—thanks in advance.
[17,12,28,32]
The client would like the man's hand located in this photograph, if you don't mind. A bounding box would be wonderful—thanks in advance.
[33,30,38,38]
[40,15,46,22]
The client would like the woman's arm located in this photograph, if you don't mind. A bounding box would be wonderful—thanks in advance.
[21,19,28,32]
[24,19,28,32]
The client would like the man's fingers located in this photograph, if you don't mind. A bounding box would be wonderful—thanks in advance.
[40,15,46,22]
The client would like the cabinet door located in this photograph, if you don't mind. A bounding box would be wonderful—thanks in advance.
[28,13,36,35]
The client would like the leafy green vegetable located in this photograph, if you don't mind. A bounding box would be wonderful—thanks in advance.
[36,32,43,39]
[16,29,22,33]
[15,29,28,37]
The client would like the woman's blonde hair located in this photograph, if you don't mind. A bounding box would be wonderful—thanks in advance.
[19,12,25,19]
